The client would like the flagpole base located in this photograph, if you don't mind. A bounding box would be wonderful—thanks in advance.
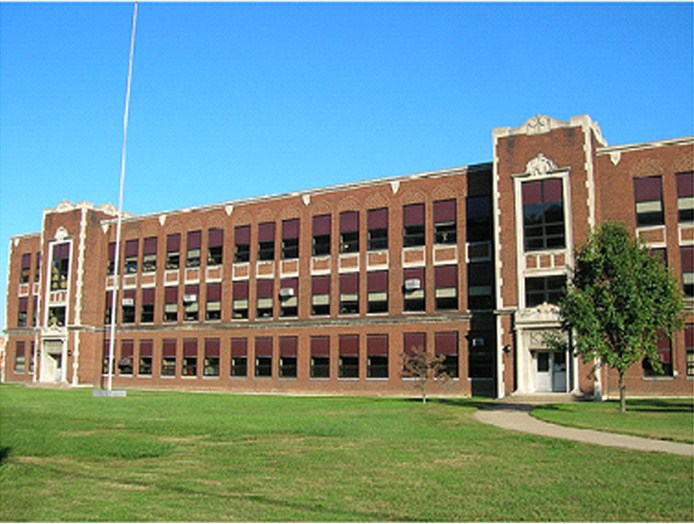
[93,390,127,398]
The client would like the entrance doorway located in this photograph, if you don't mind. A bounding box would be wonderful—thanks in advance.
[42,340,64,383]
[533,351,567,392]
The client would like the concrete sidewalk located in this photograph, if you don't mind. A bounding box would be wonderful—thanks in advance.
[474,404,694,457]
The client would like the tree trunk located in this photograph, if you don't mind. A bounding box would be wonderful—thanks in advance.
[619,371,626,413]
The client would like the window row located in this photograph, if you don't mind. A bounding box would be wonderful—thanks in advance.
[106,198,493,274]
[102,332,465,380]
[634,173,693,227]
[104,264,496,325]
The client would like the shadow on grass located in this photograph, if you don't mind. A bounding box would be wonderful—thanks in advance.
[0,447,10,465]
[535,398,693,414]
[31,459,405,522]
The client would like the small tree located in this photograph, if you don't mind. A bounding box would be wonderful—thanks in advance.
[400,346,450,404]
[559,222,684,413]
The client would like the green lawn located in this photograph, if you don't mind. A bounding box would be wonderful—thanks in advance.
[1,386,692,522]
[531,399,694,444]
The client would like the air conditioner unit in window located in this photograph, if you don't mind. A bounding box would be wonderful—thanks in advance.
[279,288,295,298]
[404,279,421,291]
[121,298,134,306]
[183,294,197,303]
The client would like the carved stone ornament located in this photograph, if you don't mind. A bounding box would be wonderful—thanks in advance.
[390,181,400,195]
[610,151,622,166]
[55,200,76,213]
[55,226,69,242]
[301,194,311,206]
[224,205,234,216]
[523,114,561,135]
[525,153,558,177]
[159,214,167,226]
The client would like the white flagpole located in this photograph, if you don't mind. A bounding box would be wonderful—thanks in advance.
[107,1,138,393]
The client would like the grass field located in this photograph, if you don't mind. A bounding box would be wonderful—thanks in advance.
[1,385,692,522]
[532,398,694,444]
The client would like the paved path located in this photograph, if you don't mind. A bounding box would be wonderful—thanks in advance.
[474,404,694,457]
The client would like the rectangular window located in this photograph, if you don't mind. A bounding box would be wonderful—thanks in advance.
[311,275,331,316]
[106,242,116,275]
[256,279,274,319]
[367,334,388,378]
[525,275,565,307]
[403,267,425,312]
[339,272,359,315]
[434,199,456,245]
[118,340,134,375]
[48,306,66,327]
[14,341,25,373]
[255,337,273,377]
[403,332,426,366]
[434,265,458,310]
[634,176,664,227]
[686,324,694,377]
[258,222,275,261]
[124,240,138,274]
[310,336,330,378]
[142,237,157,273]
[207,228,224,266]
[164,286,178,322]
[206,283,222,321]
[50,243,70,291]
[367,208,388,251]
[102,339,115,375]
[466,196,492,242]
[105,291,114,324]
[31,296,38,327]
[183,284,199,321]
[281,219,300,260]
[468,262,494,310]
[279,277,298,317]
[231,338,248,377]
[523,178,565,251]
[677,172,694,223]
[340,211,359,253]
[28,341,35,373]
[17,297,28,327]
[166,234,181,270]
[182,339,198,377]
[234,225,250,263]
[139,340,153,376]
[34,252,41,282]
[682,246,693,298]
[312,215,331,256]
[186,231,202,268]
[339,334,359,378]
[20,253,31,283]
[367,270,388,314]
[468,333,494,379]
[436,331,459,378]
[232,280,249,319]
[643,335,673,377]
[403,203,425,247]
[122,289,136,324]
[204,338,220,377]
[140,288,155,323]
[161,339,177,377]
[279,336,298,378]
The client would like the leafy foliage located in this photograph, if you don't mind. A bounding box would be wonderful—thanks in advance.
[559,222,684,411]
[400,346,450,403]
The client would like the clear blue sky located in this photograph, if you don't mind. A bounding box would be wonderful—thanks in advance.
[1,2,693,329]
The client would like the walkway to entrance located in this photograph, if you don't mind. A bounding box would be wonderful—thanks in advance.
[475,402,693,457]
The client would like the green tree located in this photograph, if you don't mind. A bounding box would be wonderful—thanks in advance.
[559,222,684,413]
[400,346,449,404]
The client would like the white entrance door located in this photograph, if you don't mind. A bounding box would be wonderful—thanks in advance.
[534,351,567,393]
[42,341,63,383]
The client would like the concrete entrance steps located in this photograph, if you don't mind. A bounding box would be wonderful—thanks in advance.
[497,392,584,405]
